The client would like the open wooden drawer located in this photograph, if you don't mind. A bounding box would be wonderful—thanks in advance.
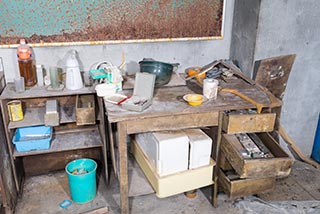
[222,111,276,134]
[221,132,293,178]
[218,169,275,199]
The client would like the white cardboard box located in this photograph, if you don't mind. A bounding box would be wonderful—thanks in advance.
[184,129,212,169]
[135,130,189,176]
[131,139,215,198]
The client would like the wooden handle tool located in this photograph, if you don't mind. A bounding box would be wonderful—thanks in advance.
[219,87,264,113]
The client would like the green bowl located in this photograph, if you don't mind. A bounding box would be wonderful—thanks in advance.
[139,59,179,87]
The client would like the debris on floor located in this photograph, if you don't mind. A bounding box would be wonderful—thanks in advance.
[234,196,320,214]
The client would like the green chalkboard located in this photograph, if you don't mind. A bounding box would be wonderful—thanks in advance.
[0,0,223,45]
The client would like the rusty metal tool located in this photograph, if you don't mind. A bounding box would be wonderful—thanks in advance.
[219,87,264,113]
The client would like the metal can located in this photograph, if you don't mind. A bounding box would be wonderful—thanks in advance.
[7,100,23,122]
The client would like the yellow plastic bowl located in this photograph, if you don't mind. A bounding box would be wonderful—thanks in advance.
[183,94,204,106]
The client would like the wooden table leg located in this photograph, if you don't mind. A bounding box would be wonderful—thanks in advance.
[117,121,129,214]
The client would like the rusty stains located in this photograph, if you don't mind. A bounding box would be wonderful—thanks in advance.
[0,0,223,45]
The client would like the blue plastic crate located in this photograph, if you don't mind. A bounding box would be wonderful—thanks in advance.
[12,126,52,152]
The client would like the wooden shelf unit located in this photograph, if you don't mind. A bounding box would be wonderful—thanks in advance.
[0,83,108,193]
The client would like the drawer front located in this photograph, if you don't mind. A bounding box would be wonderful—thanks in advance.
[219,150,233,171]
[218,169,275,199]
[222,112,276,134]
[221,133,293,178]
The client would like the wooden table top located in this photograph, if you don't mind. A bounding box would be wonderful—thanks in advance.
[105,78,282,123]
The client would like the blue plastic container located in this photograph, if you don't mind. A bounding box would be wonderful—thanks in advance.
[12,126,52,152]
[66,158,97,204]
[311,113,320,163]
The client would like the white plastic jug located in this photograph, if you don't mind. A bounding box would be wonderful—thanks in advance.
[65,50,83,90]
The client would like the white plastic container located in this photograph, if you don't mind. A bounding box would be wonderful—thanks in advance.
[135,131,189,176]
[65,50,83,90]
[95,83,116,97]
[184,129,212,169]
[36,64,44,86]
[203,78,219,99]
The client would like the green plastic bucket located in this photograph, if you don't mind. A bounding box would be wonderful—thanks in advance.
[66,158,97,204]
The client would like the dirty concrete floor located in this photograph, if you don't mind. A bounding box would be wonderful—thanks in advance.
[14,160,320,214]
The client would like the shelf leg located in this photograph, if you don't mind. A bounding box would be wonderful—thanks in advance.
[212,111,223,207]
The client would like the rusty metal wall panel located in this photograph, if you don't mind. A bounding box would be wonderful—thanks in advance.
[0,0,223,45]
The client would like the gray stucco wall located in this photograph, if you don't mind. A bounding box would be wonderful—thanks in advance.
[0,0,234,83]
[254,0,320,155]
[229,0,261,77]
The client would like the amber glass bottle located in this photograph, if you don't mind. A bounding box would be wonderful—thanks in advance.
[17,39,37,87]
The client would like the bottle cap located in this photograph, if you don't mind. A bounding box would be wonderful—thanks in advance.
[20,39,26,45]
[17,39,32,60]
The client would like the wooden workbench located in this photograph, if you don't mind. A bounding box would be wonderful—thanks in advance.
[104,78,282,214]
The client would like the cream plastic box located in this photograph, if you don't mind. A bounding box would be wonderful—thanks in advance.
[122,72,156,112]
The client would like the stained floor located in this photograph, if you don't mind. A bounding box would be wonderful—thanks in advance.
[14,160,320,214]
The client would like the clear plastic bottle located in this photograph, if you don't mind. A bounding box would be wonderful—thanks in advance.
[17,39,37,87]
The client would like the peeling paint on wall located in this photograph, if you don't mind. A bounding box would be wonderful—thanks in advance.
[0,0,223,45]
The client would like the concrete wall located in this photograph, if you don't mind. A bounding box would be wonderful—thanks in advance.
[229,0,261,77]
[254,0,320,155]
[0,0,234,83]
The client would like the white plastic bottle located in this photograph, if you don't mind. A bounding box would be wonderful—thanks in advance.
[65,50,83,90]
[36,64,44,86]
[203,78,219,100]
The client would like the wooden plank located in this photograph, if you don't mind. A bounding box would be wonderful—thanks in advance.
[222,112,276,134]
[221,133,293,178]
[117,121,129,214]
[8,106,76,129]
[0,83,95,100]
[108,121,118,178]
[76,94,96,125]
[212,111,224,207]
[21,96,76,108]
[253,54,296,100]
[0,107,17,213]
[81,207,108,214]
[219,169,275,199]
[0,99,21,192]
[13,128,102,157]
[126,111,218,134]
[97,97,109,184]
[23,148,101,176]
[219,150,233,171]
[278,125,320,169]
